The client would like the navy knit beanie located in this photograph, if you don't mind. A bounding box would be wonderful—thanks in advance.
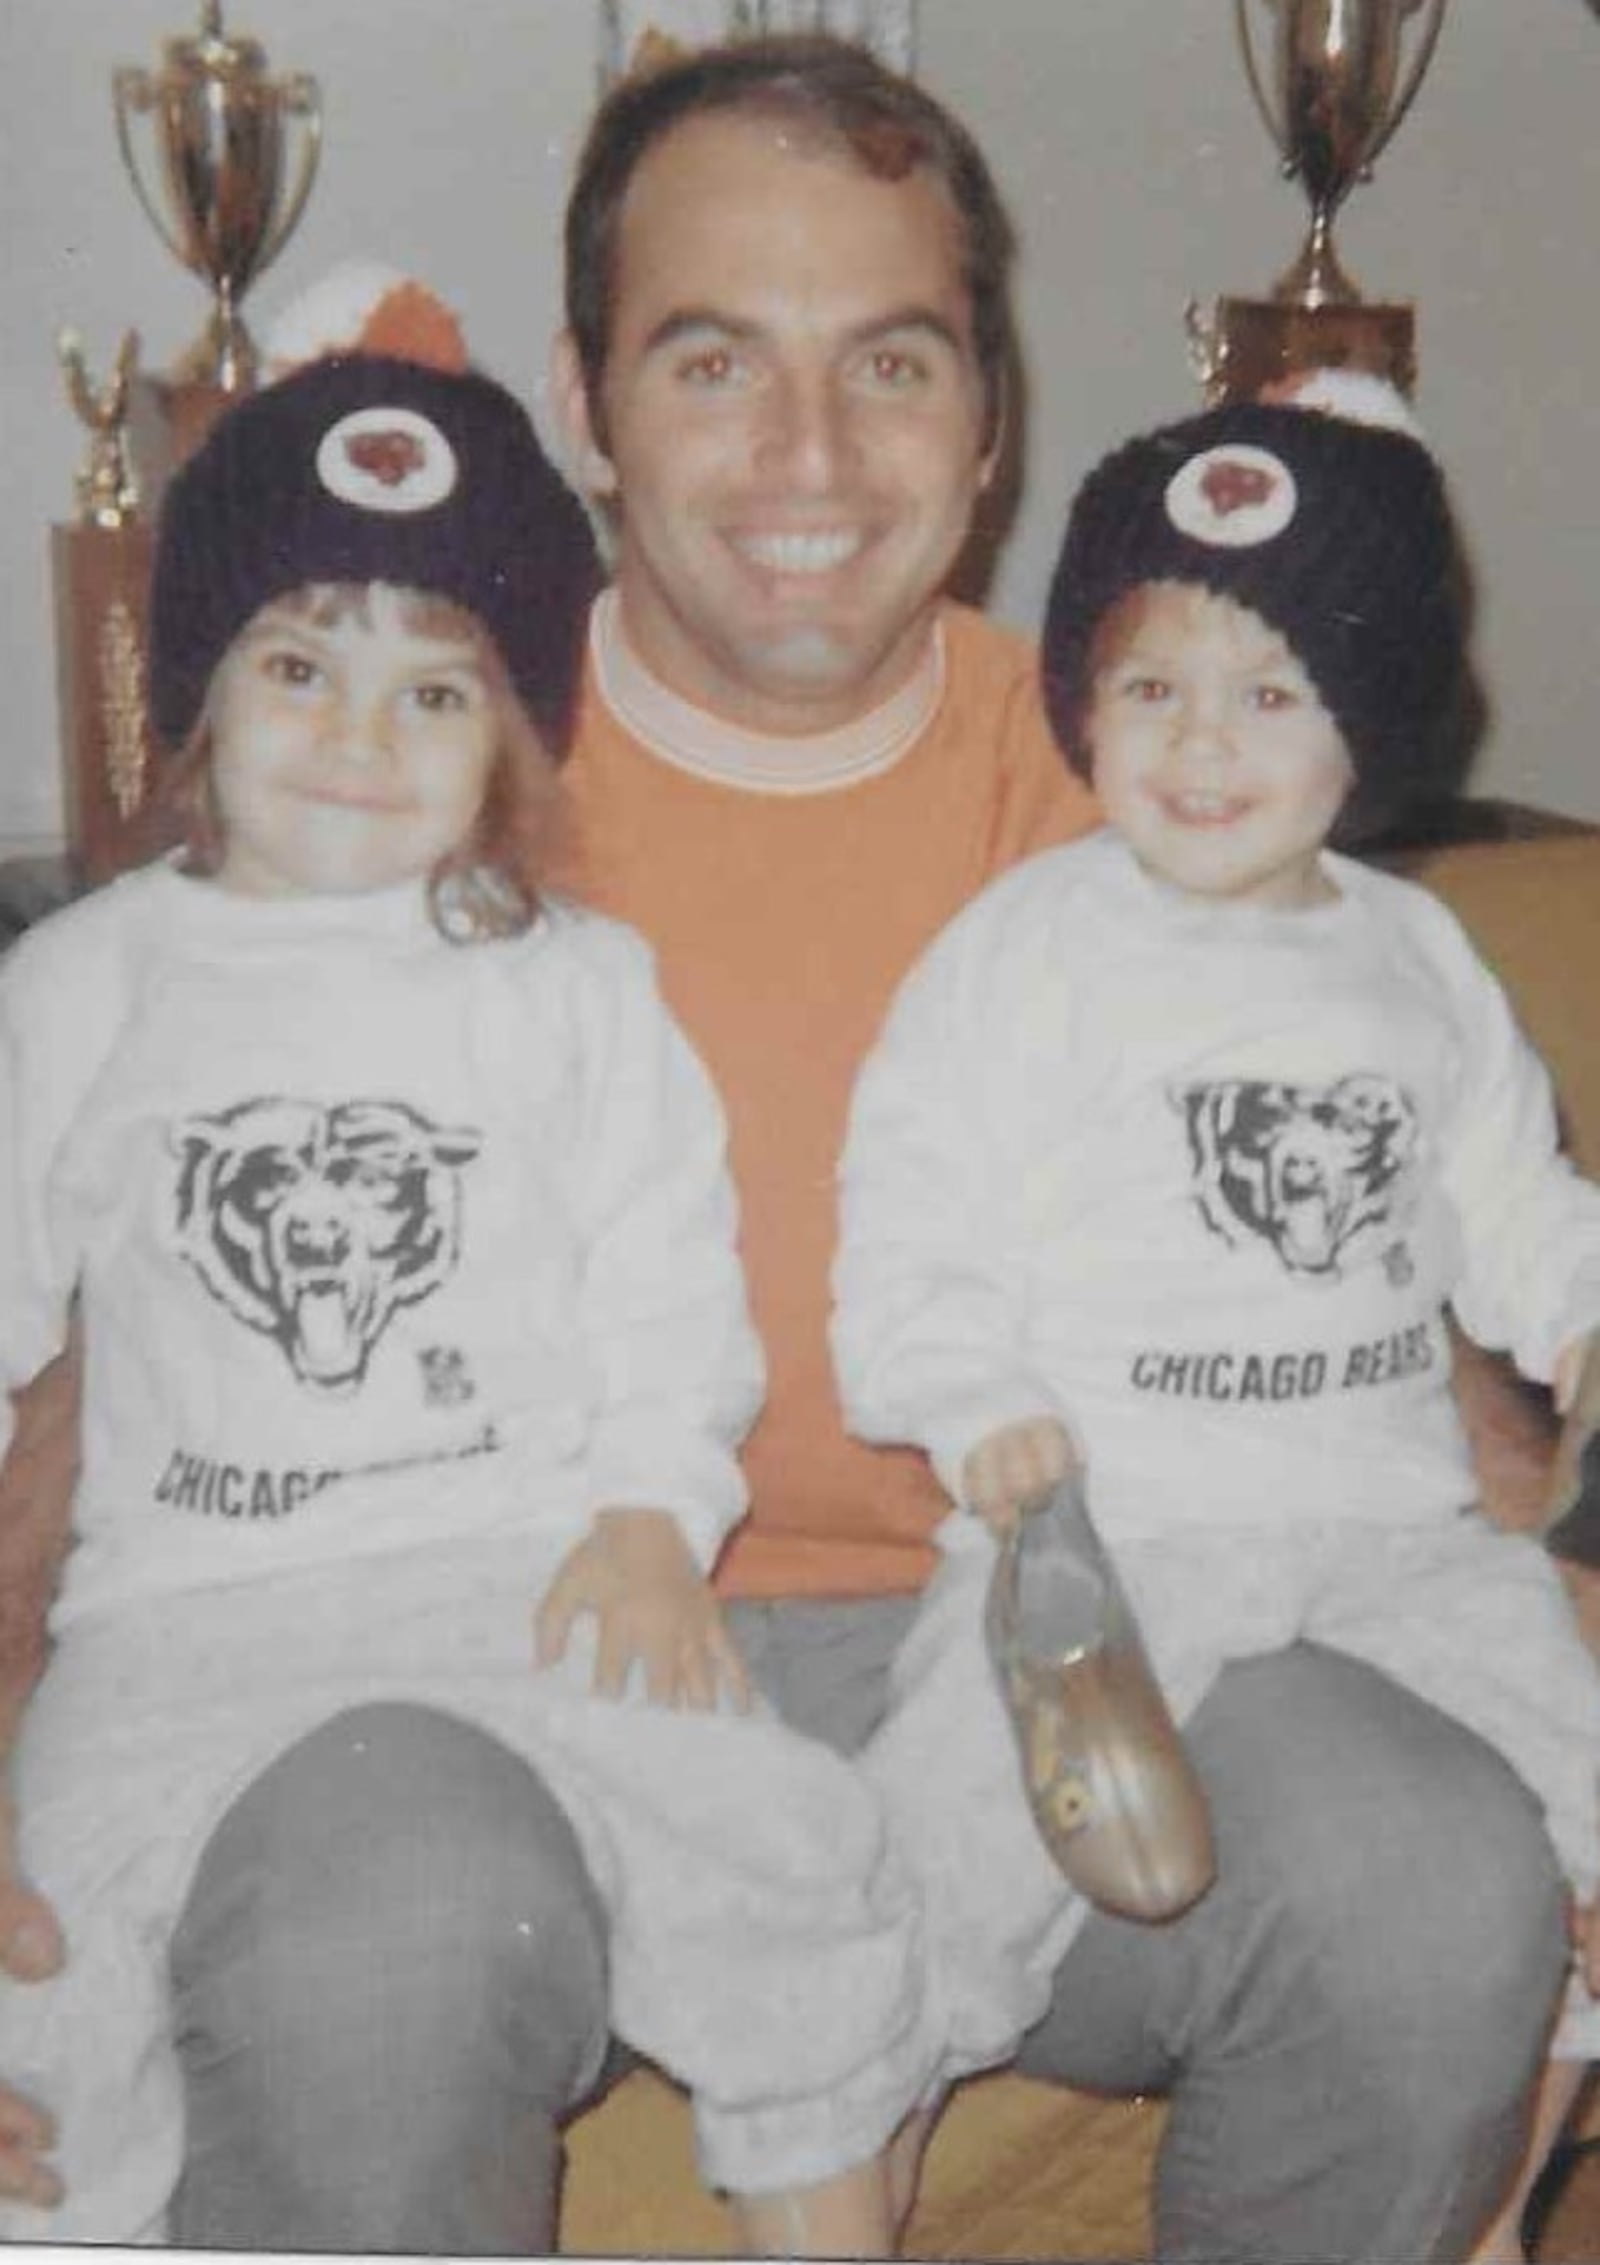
[149,351,601,759]
[1041,398,1471,843]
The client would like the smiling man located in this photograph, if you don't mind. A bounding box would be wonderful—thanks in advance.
[0,34,1567,2263]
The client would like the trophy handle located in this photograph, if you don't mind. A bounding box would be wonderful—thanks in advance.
[257,74,324,273]
[1233,0,1291,164]
[1357,0,1449,174]
[112,66,193,272]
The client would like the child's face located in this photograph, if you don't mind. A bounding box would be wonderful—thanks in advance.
[1086,583,1354,912]
[207,584,498,900]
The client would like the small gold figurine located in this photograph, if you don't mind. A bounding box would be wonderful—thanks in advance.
[57,327,142,529]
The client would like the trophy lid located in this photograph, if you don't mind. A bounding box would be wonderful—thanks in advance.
[160,4,268,85]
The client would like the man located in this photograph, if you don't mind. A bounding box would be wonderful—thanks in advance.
[0,36,1567,2260]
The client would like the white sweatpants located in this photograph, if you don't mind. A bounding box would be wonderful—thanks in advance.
[0,1530,935,2243]
[867,1510,1600,2093]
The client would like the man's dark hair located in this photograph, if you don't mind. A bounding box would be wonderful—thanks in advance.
[564,34,1015,448]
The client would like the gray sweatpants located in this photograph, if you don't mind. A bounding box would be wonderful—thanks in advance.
[156,1595,1564,2263]
[0,1540,933,2242]
[865,1515,1600,2090]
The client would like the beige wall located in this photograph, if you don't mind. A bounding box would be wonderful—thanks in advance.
[3,0,1596,849]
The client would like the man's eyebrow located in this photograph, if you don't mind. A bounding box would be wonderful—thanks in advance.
[639,310,761,356]
[638,305,969,357]
[844,306,967,354]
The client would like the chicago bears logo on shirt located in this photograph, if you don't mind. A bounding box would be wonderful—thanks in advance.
[1175,1073,1419,1278]
[171,1097,482,1394]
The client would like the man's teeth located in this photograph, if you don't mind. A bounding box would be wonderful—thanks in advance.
[738,530,861,574]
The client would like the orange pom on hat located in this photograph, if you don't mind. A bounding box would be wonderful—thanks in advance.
[151,262,600,758]
[261,260,469,380]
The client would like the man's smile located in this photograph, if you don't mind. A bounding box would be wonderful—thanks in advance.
[731,527,867,577]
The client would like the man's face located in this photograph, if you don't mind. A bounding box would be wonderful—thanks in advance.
[555,111,997,736]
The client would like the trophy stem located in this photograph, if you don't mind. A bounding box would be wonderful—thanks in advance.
[1273,207,1363,310]
[173,281,257,394]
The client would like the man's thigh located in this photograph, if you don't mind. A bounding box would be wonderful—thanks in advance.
[1016,1641,1566,2263]
[724,1592,920,1755]
[1018,1639,1562,2089]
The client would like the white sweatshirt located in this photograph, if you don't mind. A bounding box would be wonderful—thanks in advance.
[0,863,764,1629]
[834,831,1600,1541]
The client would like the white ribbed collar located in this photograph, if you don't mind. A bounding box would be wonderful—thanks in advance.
[589,588,944,797]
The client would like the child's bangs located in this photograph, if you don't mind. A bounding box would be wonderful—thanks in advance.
[273,583,488,650]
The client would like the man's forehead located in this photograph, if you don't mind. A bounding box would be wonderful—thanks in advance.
[610,110,972,329]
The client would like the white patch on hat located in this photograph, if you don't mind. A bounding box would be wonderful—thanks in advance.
[1165,444,1296,549]
[263,260,410,380]
[316,406,458,514]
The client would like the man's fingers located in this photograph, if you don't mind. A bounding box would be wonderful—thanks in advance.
[0,2145,62,2212]
[0,2087,61,2210]
[0,1883,64,1985]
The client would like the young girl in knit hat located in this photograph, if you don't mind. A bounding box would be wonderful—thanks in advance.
[832,387,1600,2255]
[0,293,933,2252]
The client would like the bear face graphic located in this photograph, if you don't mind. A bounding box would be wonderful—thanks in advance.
[1177,1073,1419,1278]
[171,1097,482,1394]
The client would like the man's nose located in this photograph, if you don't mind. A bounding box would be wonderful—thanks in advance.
[756,370,856,487]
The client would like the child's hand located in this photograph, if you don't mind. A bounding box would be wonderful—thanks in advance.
[1575,1899,1600,1999]
[1553,1333,1596,1418]
[962,1418,1076,1534]
[534,1507,752,1712]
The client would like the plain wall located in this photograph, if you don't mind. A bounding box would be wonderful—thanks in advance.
[2,0,1596,850]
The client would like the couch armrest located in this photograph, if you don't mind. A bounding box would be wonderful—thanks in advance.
[1402,833,1600,1177]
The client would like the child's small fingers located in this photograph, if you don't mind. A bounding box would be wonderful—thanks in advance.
[711,1625,754,1712]
[675,1637,719,1713]
[531,1581,574,1668]
[592,1619,632,1701]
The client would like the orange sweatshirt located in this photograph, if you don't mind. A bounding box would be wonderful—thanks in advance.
[555,602,1099,1599]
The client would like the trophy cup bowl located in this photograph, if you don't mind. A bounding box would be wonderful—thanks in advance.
[1188,0,1448,403]
[113,2,321,396]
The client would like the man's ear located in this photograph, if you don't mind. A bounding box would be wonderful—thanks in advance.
[549,331,619,501]
[976,370,1011,495]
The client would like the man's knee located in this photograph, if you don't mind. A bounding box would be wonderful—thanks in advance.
[1182,1643,1566,2065]
[169,1704,611,2248]
[1025,1644,1566,2113]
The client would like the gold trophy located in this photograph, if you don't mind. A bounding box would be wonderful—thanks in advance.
[52,331,161,882]
[1187,0,1449,403]
[113,1,322,399]
[57,328,143,531]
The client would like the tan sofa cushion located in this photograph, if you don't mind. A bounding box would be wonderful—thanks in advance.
[1405,833,1600,1177]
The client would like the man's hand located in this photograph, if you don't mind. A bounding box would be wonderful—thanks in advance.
[0,2083,59,2211]
[962,1417,1076,1534]
[1450,1324,1558,1534]
[534,1508,752,1711]
[0,1784,62,2208]
[0,1788,61,1985]
[0,1797,60,2212]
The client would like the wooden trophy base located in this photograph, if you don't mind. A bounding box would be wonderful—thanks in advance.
[1187,296,1418,407]
[127,373,237,515]
[51,521,179,885]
